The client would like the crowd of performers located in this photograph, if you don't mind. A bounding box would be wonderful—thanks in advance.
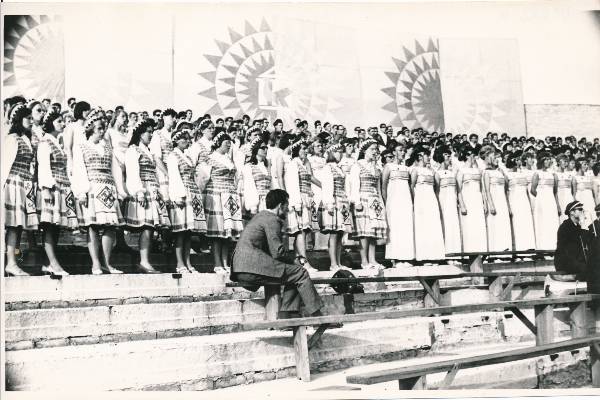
[3,95,600,277]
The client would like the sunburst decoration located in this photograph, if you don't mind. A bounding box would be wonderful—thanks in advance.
[382,38,444,132]
[3,15,65,102]
[199,19,289,120]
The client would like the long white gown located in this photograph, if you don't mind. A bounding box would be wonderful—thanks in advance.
[413,167,445,260]
[556,171,574,223]
[459,167,488,252]
[575,174,596,228]
[437,169,462,254]
[384,163,415,260]
[533,170,559,251]
[506,171,536,251]
[485,169,512,252]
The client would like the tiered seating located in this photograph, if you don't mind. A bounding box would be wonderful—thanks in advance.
[5,243,597,391]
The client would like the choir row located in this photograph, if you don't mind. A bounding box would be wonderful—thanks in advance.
[3,99,600,277]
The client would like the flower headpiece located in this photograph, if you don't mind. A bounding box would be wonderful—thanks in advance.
[289,138,307,153]
[8,104,28,126]
[42,109,61,133]
[83,111,104,132]
[357,139,378,158]
[325,142,343,154]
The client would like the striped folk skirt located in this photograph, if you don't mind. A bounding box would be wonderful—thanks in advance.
[352,195,387,240]
[287,194,314,235]
[124,184,170,229]
[37,183,78,229]
[76,181,125,227]
[203,190,243,239]
[318,199,353,234]
[3,175,39,230]
[169,191,207,233]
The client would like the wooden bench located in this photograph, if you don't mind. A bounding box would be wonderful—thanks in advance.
[243,294,600,382]
[346,335,600,389]
[446,250,555,276]
[227,270,574,320]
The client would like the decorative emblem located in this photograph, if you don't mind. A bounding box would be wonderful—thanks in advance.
[65,191,76,215]
[25,181,36,206]
[3,15,65,102]
[370,199,383,218]
[155,191,165,211]
[225,195,240,217]
[97,186,116,209]
[191,195,203,217]
[341,205,350,222]
[382,38,444,132]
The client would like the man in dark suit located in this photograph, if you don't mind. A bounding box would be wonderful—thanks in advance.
[589,203,600,238]
[231,189,323,317]
[554,201,591,279]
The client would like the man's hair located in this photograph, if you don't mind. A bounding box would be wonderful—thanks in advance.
[265,189,289,209]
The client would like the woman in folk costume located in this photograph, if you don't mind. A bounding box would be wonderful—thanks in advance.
[149,108,177,206]
[481,146,512,252]
[125,119,171,273]
[106,108,131,190]
[72,112,127,275]
[505,152,536,253]
[284,138,319,273]
[382,140,415,267]
[349,139,387,271]
[572,157,596,229]
[529,151,560,251]
[456,143,488,252]
[241,137,272,218]
[28,99,46,150]
[409,145,446,262]
[37,110,78,276]
[63,101,91,177]
[188,119,216,167]
[166,126,207,274]
[309,139,329,250]
[555,154,574,223]
[319,142,353,271]
[433,145,462,258]
[3,104,39,276]
[201,129,244,274]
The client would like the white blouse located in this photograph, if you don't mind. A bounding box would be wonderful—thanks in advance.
[125,144,156,196]
[166,148,193,201]
[37,134,62,189]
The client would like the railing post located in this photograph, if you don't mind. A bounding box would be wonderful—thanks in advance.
[569,301,587,338]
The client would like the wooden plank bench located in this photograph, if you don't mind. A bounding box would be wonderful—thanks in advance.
[242,294,600,382]
[446,250,555,276]
[346,335,600,389]
[227,270,574,320]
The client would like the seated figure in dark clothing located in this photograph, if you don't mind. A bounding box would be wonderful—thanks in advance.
[231,189,323,317]
[589,203,600,238]
[554,200,591,280]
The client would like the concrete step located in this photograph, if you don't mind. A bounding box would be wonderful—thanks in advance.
[212,342,591,395]
[5,309,581,391]
[5,282,569,351]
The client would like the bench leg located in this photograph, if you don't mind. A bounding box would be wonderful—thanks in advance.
[419,278,441,308]
[534,304,554,345]
[293,326,310,381]
[569,301,587,338]
[489,276,503,300]
[264,285,281,321]
[469,255,485,285]
[398,375,426,390]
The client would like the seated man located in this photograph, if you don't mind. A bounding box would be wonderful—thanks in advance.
[589,203,600,238]
[546,201,591,296]
[231,189,323,318]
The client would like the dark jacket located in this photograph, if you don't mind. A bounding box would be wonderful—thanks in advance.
[589,219,600,238]
[555,218,590,276]
[231,210,294,279]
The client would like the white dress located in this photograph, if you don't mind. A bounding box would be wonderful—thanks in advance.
[437,169,462,254]
[533,170,559,251]
[413,167,445,260]
[575,174,596,228]
[384,163,415,260]
[484,169,512,252]
[556,171,574,223]
[506,171,536,251]
[459,167,488,252]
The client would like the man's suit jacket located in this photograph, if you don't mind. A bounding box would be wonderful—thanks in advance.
[231,210,292,279]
